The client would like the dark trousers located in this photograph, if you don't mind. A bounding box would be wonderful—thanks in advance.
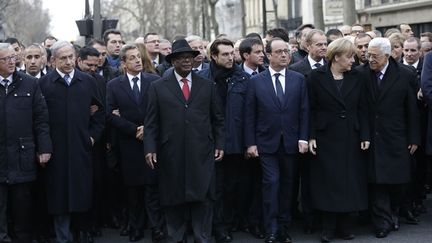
[213,154,253,232]
[53,212,90,243]
[0,182,32,243]
[247,157,263,227]
[260,147,296,234]
[127,184,164,232]
[321,211,350,232]
[370,184,404,230]
[164,200,213,243]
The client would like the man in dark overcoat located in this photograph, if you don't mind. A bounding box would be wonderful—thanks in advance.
[144,39,225,243]
[106,44,164,242]
[357,37,420,238]
[0,43,52,243]
[38,41,104,243]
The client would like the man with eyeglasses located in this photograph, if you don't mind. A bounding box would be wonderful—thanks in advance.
[357,37,420,239]
[38,40,105,243]
[103,29,123,69]
[0,42,52,243]
[143,33,165,67]
[245,38,309,243]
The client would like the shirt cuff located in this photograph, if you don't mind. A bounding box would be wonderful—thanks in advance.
[299,140,308,145]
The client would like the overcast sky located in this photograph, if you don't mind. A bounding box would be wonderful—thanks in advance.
[43,0,86,41]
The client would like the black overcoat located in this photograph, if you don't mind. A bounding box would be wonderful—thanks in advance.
[357,58,420,184]
[144,70,224,206]
[0,72,52,184]
[308,66,369,212]
[38,69,104,214]
[106,72,160,185]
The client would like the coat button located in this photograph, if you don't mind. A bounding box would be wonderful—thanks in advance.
[185,104,188,108]
[21,145,25,149]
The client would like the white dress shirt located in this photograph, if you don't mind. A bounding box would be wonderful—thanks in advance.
[127,72,141,91]
[174,71,192,91]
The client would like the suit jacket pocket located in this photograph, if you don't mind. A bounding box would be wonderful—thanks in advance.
[13,92,33,109]
[19,137,36,171]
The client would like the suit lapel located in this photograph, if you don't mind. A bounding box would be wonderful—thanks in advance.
[165,73,187,103]
[263,70,280,108]
[139,72,150,104]
[318,70,345,106]
[120,75,139,105]
[340,72,356,98]
[378,61,399,101]
[188,73,204,104]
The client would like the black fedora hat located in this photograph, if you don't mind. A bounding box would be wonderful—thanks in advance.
[165,39,200,63]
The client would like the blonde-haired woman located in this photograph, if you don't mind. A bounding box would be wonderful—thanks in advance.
[308,38,370,242]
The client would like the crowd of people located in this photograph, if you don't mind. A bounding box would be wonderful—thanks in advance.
[1,22,432,243]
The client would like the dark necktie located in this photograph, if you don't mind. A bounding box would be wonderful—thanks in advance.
[181,78,190,101]
[274,73,284,105]
[251,71,258,76]
[1,79,9,94]
[132,76,140,103]
[314,63,322,69]
[375,71,382,88]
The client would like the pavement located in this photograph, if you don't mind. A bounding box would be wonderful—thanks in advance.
[95,196,432,243]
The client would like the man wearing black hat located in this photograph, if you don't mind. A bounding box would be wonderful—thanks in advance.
[144,39,225,243]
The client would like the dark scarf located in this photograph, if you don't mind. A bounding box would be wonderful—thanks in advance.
[210,60,235,107]
[107,55,120,69]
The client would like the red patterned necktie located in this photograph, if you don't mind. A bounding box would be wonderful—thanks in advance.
[181,78,190,100]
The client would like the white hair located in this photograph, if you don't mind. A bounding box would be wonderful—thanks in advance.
[50,40,73,58]
[185,35,202,43]
[369,37,391,55]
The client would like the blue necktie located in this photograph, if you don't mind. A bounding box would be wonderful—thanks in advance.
[132,76,140,103]
[64,74,71,85]
[274,73,284,105]
[376,71,382,88]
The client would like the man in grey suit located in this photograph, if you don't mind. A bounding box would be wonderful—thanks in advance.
[144,39,225,243]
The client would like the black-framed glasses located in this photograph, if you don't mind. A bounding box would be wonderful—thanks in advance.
[0,55,17,62]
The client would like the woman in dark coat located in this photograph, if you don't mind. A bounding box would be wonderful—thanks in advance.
[307,38,370,242]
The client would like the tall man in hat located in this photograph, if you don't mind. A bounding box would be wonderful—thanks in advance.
[144,39,225,243]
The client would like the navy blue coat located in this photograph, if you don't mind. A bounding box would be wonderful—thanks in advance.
[198,64,249,154]
[39,69,105,214]
[0,72,52,184]
[244,68,309,154]
[106,72,160,185]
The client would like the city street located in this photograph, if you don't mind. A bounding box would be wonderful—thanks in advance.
[96,196,432,243]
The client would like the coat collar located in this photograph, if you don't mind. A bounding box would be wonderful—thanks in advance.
[164,70,203,104]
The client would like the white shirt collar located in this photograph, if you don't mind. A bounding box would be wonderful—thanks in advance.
[27,72,41,79]
[56,69,75,80]
[243,63,258,75]
[126,72,140,82]
[379,61,389,75]
[403,58,419,69]
[269,66,286,77]
[174,71,192,82]
[193,63,203,71]
[308,55,324,69]
[0,74,13,83]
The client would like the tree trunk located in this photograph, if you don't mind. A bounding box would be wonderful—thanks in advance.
[209,0,219,37]
[312,0,324,30]
[343,0,357,25]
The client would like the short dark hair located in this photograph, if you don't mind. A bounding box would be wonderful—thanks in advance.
[209,38,234,59]
[103,29,122,45]
[266,28,289,42]
[144,32,159,42]
[420,32,432,42]
[245,32,262,41]
[326,29,343,38]
[78,46,100,60]
[239,38,263,61]
[265,37,285,54]
[354,32,372,43]
[5,37,20,46]
[87,38,105,47]
[44,35,57,43]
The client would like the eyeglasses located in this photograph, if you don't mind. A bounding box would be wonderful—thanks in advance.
[272,49,289,55]
[0,55,17,62]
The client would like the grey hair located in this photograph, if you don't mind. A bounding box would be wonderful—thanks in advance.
[50,40,73,58]
[160,38,171,44]
[185,35,202,43]
[368,37,391,55]
[25,43,45,54]
[119,44,138,61]
[0,43,11,51]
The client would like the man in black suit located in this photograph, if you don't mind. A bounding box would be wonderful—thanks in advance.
[103,29,123,70]
[245,38,309,243]
[0,42,52,243]
[186,35,209,72]
[106,44,165,242]
[38,41,105,243]
[288,29,327,234]
[290,29,327,77]
[239,37,266,75]
[357,37,420,238]
[144,39,225,243]
[353,33,372,67]
[88,39,120,83]
[291,24,315,64]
